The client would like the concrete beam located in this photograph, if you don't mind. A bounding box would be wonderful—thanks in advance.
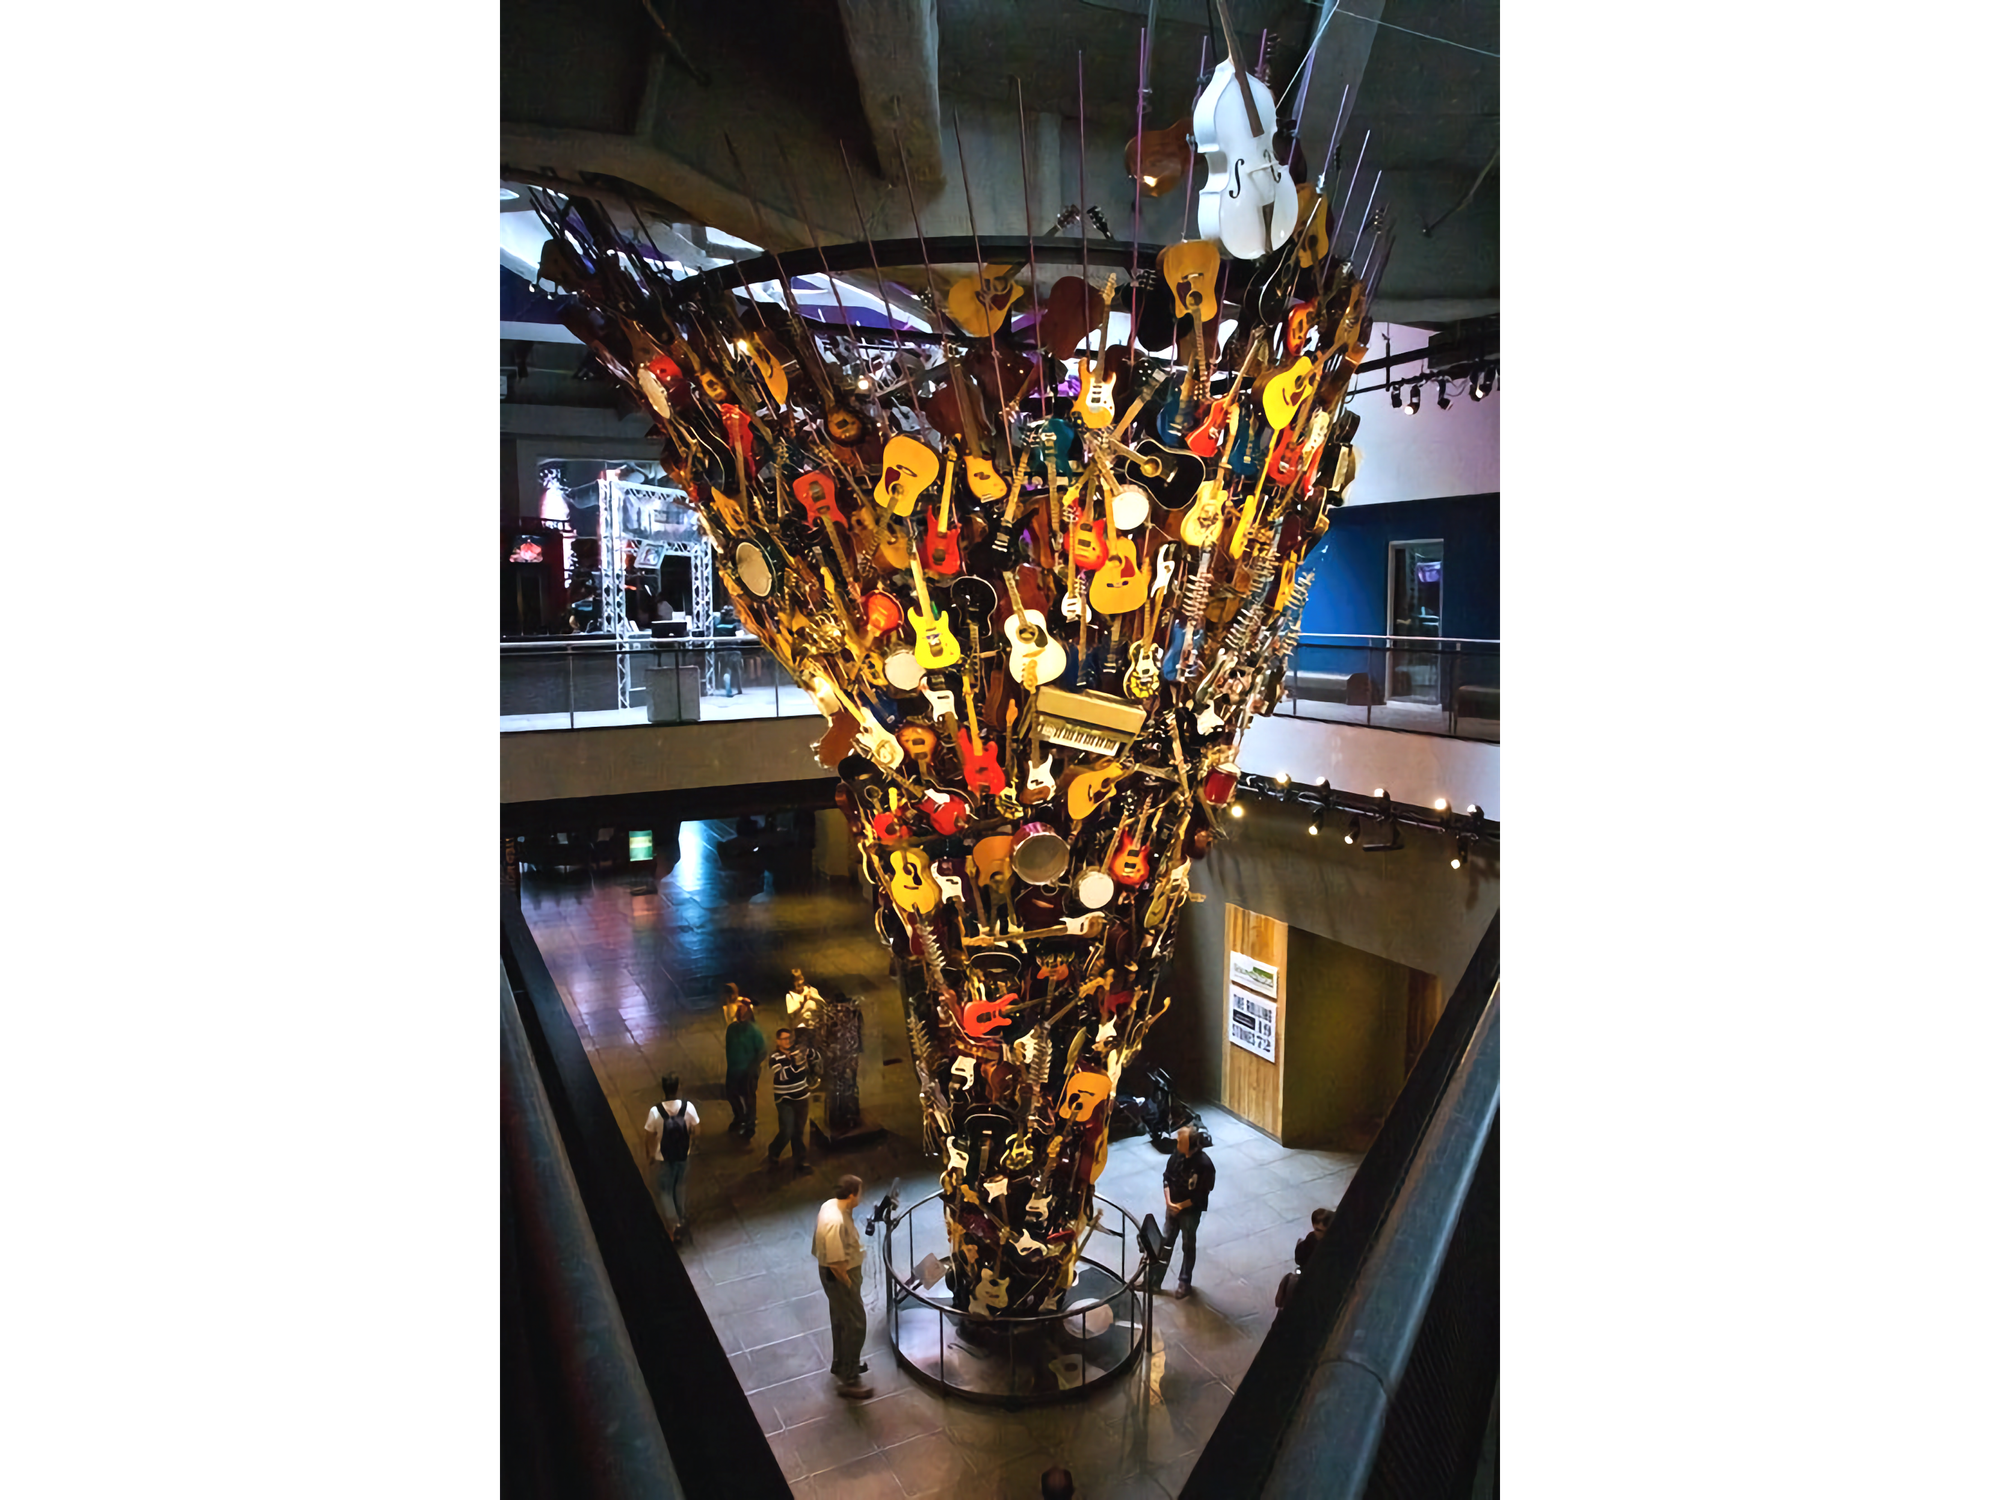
[501,717,834,803]
[835,0,945,194]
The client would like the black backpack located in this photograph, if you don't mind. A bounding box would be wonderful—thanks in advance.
[656,1100,691,1162]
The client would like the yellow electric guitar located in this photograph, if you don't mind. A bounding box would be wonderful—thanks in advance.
[904,528,963,671]
[1072,275,1120,431]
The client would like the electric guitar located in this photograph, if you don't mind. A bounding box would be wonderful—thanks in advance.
[921,451,963,577]
[903,528,963,671]
[956,619,1005,799]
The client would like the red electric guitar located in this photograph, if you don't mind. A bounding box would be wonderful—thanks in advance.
[922,451,963,577]
[793,469,846,525]
[956,619,1005,798]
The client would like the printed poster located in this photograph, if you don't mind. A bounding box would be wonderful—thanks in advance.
[1228,985,1278,1062]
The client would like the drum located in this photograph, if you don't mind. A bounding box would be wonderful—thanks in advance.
[1074,866,1116,909]
[1010,822,1070,886]
[1201,760,1240,806]
[883,648,924,691]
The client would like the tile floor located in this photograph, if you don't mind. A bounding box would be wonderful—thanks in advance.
[519,820,1365,1498]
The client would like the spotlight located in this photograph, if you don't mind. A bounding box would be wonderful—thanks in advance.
[1372,788,1386,798]
[1471,365,1495,400]
[1450,837,1468,870]
[856,376,872,391]
[1229,802,1245,819]
[1390,381,1403,409]
[1436,379,1452,411]
[1307,810,1322,836]
[1344,817,1360,845]
[1433,796,1450,812]
[1464,803,1482,819]
[1275,771,1291,790]
[1406,382,1421,415]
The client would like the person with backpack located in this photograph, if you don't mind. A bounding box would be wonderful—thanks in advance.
[644,1073,699,1243]
[766,1027,821,1175]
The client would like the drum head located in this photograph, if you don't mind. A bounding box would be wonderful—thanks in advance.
[1075,868,1116,909]
[883,650,924,690]
[1011,828,1070,886]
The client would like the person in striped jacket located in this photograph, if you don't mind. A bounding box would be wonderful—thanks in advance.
[765,1027,821,1175]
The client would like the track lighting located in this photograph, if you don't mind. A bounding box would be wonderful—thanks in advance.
[1406,382,1421,415]
[1435,379,1451,411]
[1343,817,1360,845]
[1372,788,1386,798]
[1307,810,1322,836]
[1471,365,1495,400]
[1274,771,1291,791]
[1390,381,1403,409]
[1433,797,1450,812]
[1450,837,1467,870]
[1229,801,1244,819]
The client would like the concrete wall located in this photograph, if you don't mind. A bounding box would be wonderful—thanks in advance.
[501,717,831,802]
[1152,795,1497,1108]
[1281,930,1414,1149]
[1238,716,1501,821]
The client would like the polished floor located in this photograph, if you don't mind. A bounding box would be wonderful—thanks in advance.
[520,822,1364,1499]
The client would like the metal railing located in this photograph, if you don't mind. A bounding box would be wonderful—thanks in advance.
[500,636,818,731]
[1276,634,1500,742]
[880,1190,1157,1406]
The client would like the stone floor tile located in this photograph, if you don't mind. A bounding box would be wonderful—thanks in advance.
[782,1407,881,1474]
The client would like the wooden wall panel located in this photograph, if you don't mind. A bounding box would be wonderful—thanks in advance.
[1221,903,1286,1139]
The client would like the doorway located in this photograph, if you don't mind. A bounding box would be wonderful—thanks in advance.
[1387,539,1444,704]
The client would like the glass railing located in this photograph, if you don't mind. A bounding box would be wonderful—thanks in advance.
[500,635,818,731]
[501,632,1499,742]
[1275,634,1500,743]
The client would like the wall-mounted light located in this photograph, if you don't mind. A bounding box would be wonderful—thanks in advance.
[1406,382,1422,415]
[1343,817,1360,845]
[1435,379,1452,411]
[1433,796,1451,812]
[1372,788,1386,798]
[1229,802,1244,819]
[1307,809,1323,836]
[1274,771,1291,791]
[1390,381,1404,409]
[1471,365,1495,400]
[1450,837,1468,870]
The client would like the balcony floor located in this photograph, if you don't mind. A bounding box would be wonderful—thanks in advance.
[518,822,1366,1498]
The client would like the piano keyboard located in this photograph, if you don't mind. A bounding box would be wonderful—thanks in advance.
[1042,723,1127,757]
[1033,686,1148,758]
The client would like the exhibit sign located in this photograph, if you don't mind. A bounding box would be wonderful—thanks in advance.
[1229,949,1280,999]
[1228,986,1278,1062]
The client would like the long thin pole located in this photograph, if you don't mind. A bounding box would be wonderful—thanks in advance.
[1015,76,1051,420]
[953,110,1017,473]
[837,138,912,397]
[1128,24,1147,366]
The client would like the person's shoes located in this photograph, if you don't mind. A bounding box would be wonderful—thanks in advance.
[828,1362,870,1375]
[835,1381,875,1400]
[794,1164,812,1177]
[1173,1284,1193,1300]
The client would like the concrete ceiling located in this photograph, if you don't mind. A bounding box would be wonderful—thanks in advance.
[500,0,1496,328]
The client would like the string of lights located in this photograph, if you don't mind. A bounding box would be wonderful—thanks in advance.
[1218,771,1496,868]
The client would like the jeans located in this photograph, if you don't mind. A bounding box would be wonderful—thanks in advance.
[657,1158,688,1223]
[1164,1207,1203,1287]
[819,1264,867,1384]
[725,1067,758,1132]
[768,1096,808,1163]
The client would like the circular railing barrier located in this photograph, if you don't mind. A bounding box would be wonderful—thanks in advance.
[881,1190,1157,1406]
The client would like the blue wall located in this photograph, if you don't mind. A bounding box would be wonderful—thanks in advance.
[1298,492,1499,640]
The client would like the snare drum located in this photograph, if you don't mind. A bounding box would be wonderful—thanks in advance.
[1009,821,1070,886]
[1201,761,1241,806]
[1074,866,1116,909]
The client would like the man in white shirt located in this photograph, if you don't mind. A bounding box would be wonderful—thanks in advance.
[643,1073,700,1243]
[812,1174,872,1398]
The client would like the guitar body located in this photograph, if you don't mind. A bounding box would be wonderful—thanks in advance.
[957,730,1005,797]
[1181,479,1229,546]
[1088,536,1147,615]
[1069,517,1110,572]
[896,723,938,778]
[1108,827,1153,887]
[793,469,846,525]
[947,265,1024,339]
[908,602,963,671]
[876,434,941,517]
[1261,354,1318,431]
[887,847,942,914]
[922,505,963,576]
[1184,397,1233,459]
[924,787,973,835]
[1003,606,1068,686]
[1123,644,1164,699]
[963,453,1007,502]
[1065,760,1125,822]
[1075,360,1118,430]
[862,591,905,635]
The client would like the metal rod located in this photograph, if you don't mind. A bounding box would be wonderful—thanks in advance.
[1015,75,1052,418]
[1328,127,1370,256]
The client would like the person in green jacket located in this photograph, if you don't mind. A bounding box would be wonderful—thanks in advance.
[723,998,766,1137]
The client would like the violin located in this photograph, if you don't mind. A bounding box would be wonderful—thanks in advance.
[1191,1,1298,260]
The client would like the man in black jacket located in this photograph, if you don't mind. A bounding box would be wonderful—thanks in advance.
[1161,1125,1216,1299]
[766,1027,820,1175]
